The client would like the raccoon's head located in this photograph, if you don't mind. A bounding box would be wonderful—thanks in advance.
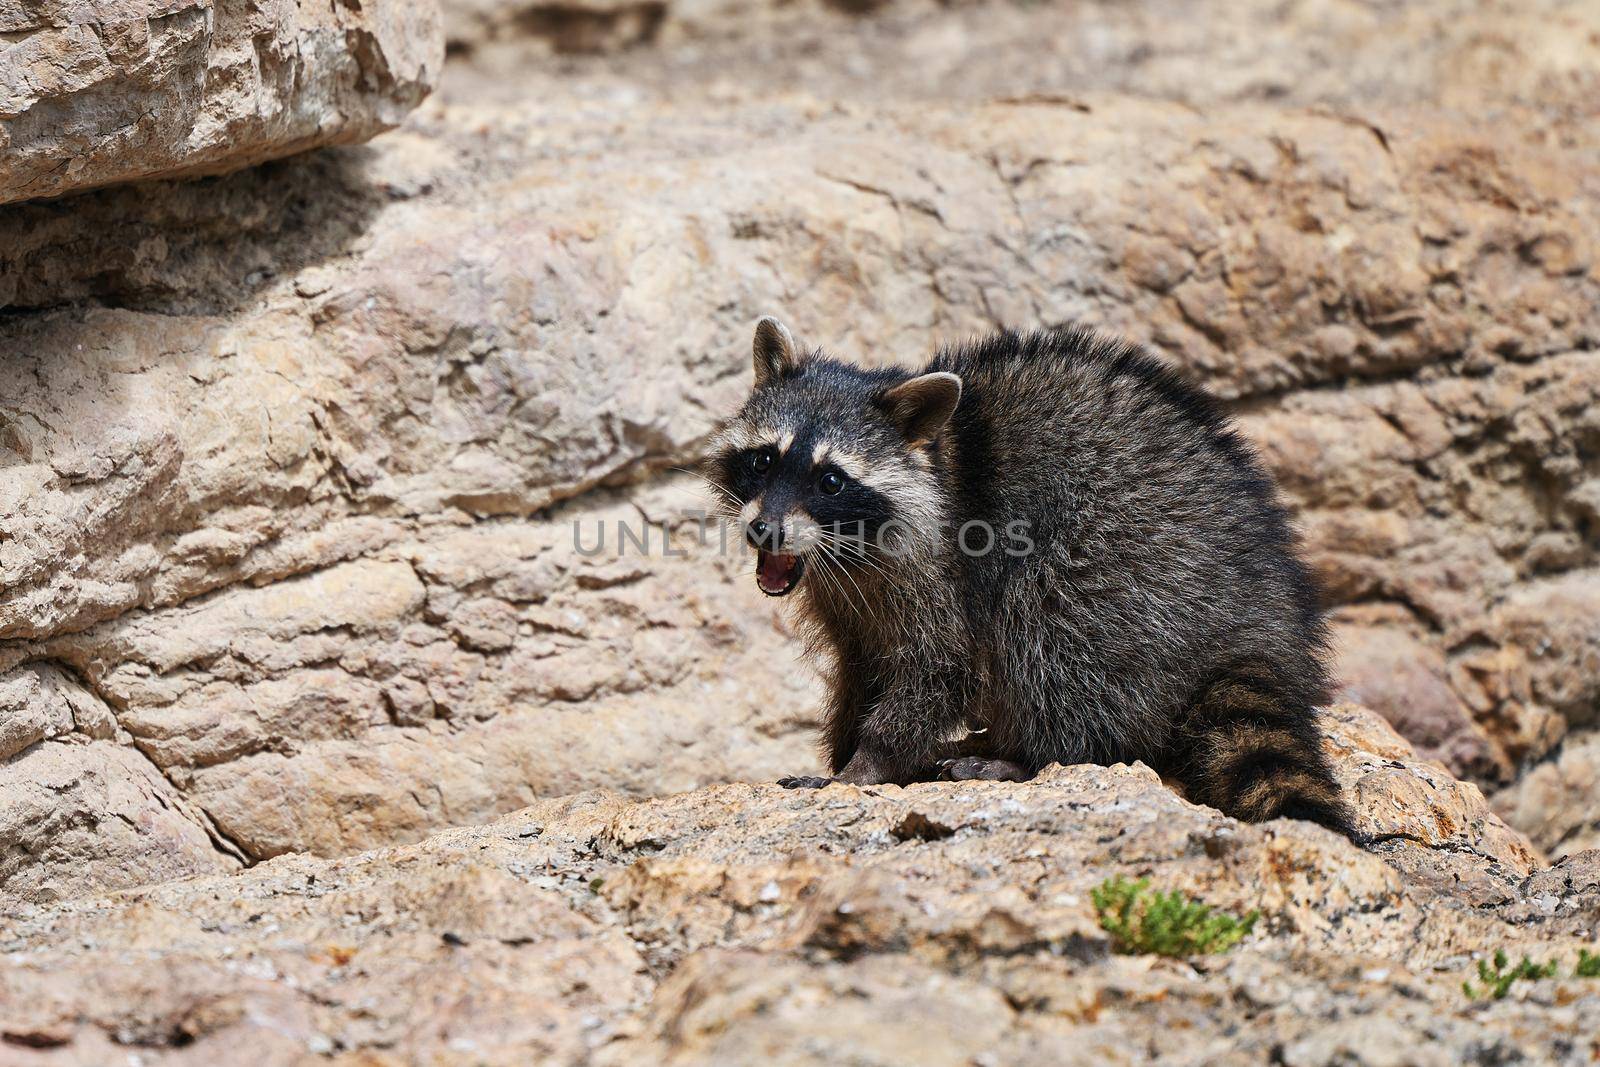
[703,317,961,598]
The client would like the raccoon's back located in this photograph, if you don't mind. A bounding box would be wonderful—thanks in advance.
[932,328,1329,738]
[932,326,1286,562]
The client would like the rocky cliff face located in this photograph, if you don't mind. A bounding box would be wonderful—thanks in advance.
[1,0,1598,913]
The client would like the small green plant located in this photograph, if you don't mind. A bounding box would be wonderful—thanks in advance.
[1462,950,1560,1000]
[1575,948,1600,979]
[1090,876,1259,957]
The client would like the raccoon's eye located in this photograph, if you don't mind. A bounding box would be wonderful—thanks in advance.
[817,470,846,496]
[750,448,775,475]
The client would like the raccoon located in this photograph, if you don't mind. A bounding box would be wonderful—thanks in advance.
[702,317,1352,832]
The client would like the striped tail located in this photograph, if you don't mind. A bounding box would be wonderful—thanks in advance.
[1168,668,1353,834]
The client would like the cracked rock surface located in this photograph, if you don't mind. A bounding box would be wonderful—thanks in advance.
[1,0,1599,906]
[2,705,1597,1065]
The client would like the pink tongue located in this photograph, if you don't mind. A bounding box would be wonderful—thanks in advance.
[758,552,797,590]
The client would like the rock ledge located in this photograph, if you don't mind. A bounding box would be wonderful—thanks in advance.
[3,705,1597,1065]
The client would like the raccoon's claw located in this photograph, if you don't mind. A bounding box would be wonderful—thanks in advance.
[778,775,833,790]
[937,757,1032,783]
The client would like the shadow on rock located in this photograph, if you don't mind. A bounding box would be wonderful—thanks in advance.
[0,146,389,316]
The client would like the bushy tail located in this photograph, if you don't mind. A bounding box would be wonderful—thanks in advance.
[1168,669,1353,834]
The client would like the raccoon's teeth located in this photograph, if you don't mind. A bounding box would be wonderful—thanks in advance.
[756,550,803,597]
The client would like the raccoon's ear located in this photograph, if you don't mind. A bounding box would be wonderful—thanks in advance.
[881,372,962,448]
[752,316,800,388]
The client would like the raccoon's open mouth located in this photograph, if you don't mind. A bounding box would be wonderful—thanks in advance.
[755,550,804,597]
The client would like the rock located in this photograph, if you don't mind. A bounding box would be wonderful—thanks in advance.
[0,0,1598,893]
[1325,705,1538,872]
[0,663,242,902]
[1494,732,1600,860]
[0,0,443,205]
[442,0,1600,120]
[1493,573,1600,728]
[1332,615,1506,781]
[0,665,77,761]
[0,481,813,877]
[447,0,675,53]
[2,704,1594,1066]
[0,739,240,905]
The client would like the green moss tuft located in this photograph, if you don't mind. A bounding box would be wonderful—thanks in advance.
[1462,950,1561,1000]
[1091,876,1259,957]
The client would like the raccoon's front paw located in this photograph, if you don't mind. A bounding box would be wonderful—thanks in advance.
[778,775,833,790]
[937,757,1031,783]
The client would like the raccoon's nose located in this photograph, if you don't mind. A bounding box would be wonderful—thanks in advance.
[745,519,783,551]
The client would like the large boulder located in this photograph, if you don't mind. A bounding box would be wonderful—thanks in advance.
[0,0,442,205]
